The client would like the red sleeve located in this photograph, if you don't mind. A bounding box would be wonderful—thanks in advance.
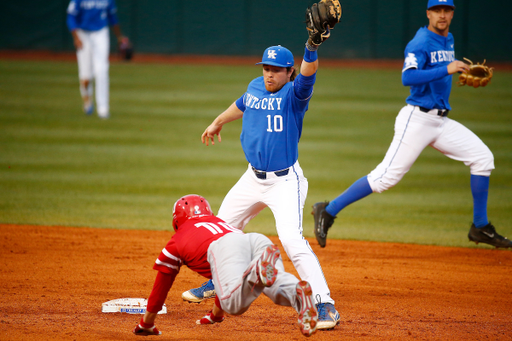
[147,271,175,313]
[153,238,182,275]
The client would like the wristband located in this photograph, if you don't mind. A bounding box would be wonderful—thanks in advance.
[139,318,154,329]
[304,45,318,63]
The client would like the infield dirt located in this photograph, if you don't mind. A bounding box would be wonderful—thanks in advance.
[1,224,511,340]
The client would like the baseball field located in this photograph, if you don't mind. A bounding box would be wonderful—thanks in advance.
[1,53,511,340]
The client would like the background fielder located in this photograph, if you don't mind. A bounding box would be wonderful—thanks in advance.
[313,0,512,250]
[66,0,129,119]
[132,194,318,337]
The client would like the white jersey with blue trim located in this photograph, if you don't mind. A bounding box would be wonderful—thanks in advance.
[238,76,311,172]
[402,26,455,110]
[67,0,119,32]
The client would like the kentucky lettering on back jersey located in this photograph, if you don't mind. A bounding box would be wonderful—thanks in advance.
[236,75,311,172]
[67,0,119,32]
[402,26,455,110]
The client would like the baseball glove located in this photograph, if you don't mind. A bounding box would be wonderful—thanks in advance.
[458,58,493,88]
[305,0,342,46]
[118,37,134,61]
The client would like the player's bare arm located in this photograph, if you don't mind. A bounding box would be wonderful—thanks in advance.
[201,102,243,146]
[300,59,319,77]
[111,24,129,46]
[71,30,82,49]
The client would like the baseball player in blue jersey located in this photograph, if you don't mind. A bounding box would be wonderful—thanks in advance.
[182,41,340,329]
[313,0,512,250]
[66,0,129,119]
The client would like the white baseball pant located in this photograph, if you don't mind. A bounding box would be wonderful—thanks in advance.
[208,233,301,314]
[217,161,335,305]
[368,104,494,193]
[76,27,110,117]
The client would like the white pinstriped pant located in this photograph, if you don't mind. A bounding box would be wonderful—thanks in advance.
[368,104,494,193]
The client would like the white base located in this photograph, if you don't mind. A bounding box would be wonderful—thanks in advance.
[102,298,167,314]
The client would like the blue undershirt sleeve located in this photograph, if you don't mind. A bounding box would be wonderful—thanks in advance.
[108,0,119,26]
[235,95,246,111]
[402,67,449,86]
[66,15,78,31]
[293,73,316,100]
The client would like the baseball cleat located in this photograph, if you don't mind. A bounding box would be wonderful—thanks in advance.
[133,324,162,336]
[196,310,225,325]
[182,279,216,303]
[296,281,318,337]
[316,302,340,330]
[312,202,336,248]
[468,223,512,248]
[98,111,110,120]
[257,244,280,287]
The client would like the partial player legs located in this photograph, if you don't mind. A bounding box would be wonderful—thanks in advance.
[430,117,494,177]
[79,80,93,115]
[91,27,110,119]
[76,29,94,116]
[208,233,274,315]
[368,105,435,193]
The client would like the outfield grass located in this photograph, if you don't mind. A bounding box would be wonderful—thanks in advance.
[1,59,511,248]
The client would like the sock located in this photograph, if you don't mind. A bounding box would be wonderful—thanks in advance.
[87,82,93,98]
[471,174,490,228]
[326,176,373,216]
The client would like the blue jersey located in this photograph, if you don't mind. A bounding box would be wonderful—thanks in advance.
[236,75,313,172]
[402,26,455,110]
[66,0,119,32]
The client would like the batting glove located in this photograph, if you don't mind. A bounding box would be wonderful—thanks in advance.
[196,310,225,325]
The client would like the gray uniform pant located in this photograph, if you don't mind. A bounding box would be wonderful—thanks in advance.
[207,233,300,315]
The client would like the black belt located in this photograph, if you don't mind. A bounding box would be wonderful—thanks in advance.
[251,166,289,180]
[418,106,449,117]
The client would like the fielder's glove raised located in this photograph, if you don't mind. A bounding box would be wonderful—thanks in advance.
[305,0,342,47]
[458,58,493,88]
[118,37,134,61]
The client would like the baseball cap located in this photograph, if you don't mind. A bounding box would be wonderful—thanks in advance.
[256,45,294,67]
[427,0,455,9]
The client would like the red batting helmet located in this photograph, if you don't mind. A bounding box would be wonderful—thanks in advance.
[172,194,213,231]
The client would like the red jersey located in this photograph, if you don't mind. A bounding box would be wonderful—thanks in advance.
[153,215,241,278]
[147,215,241,313]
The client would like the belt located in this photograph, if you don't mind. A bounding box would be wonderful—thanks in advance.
[251,166,289,180]
[418,106,449,117]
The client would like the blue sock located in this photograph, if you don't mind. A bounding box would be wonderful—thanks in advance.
[326,176,373,216]
[471,174,490,228]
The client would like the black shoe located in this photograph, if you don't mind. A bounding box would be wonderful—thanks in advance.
[312,202,336,248]
[468,223,512,249]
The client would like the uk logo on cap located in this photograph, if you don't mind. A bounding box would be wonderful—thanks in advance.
[256,45,294,68]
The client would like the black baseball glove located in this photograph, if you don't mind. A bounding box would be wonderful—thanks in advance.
[305,0,342,46]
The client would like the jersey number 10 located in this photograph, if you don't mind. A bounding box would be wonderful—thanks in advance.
[267,115,283,132]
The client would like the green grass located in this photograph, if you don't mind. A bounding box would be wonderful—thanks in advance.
[1,59,511,248]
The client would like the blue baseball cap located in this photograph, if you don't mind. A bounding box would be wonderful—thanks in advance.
[427,0,455,9]
[256,45,294,67]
